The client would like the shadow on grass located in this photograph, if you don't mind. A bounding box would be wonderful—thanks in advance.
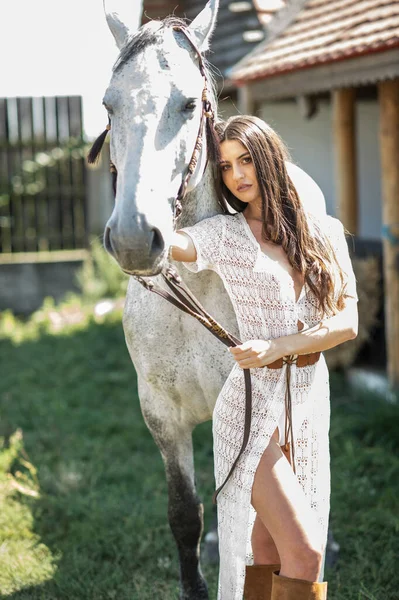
[0,318,218,600]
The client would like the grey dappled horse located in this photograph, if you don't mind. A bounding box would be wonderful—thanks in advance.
[100,1,326,597]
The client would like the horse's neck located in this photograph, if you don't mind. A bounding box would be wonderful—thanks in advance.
[177,166,223,228]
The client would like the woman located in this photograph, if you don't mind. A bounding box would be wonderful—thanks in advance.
[169,115,358,600]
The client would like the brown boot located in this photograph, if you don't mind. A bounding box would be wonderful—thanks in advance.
[271,572,327,599]
[244,564,281,599]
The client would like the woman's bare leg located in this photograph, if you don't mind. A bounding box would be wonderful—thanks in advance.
[251,514,280,564]
[251,434,324,581]
[251,428,280,565]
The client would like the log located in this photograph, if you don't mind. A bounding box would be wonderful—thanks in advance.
[378,78,399,389]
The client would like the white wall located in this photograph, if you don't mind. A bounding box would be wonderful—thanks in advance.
[256,99,382,240]
[260,100,336,216]
[356,102,382,239]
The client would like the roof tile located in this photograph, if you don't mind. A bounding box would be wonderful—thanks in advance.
[231,0,399,82]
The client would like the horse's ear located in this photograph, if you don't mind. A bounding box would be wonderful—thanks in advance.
[188,0,219,52]
[103,0,143,49]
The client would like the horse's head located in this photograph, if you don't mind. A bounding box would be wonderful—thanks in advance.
[96,1,219,275]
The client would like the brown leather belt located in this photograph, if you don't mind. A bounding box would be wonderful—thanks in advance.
[267,352,321,370]
[268,352,321,471]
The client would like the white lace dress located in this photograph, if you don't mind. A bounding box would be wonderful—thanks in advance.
[182,211,358,600]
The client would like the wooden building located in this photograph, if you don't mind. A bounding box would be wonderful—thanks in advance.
[228,0,399,387]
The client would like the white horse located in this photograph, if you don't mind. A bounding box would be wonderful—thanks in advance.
[100,1,326,598]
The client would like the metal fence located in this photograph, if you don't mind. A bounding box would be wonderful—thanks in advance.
[0,96,87,253]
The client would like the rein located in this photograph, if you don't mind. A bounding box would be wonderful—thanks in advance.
[136,267,253,504]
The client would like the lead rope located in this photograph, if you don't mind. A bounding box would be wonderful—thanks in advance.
[282,358,297,474]
[133,267,252,504]
[134,268,298,501]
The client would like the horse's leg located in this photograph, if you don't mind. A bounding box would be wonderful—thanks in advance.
[165,435,209,600]
[144,406,209,600]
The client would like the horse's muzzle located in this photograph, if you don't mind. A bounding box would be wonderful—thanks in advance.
[104,219,166,275]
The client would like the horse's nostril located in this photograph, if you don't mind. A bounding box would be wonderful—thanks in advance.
[150,227,164,256]
[104,226,113,255]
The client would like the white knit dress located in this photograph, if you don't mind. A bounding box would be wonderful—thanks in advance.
[182,211,358,600]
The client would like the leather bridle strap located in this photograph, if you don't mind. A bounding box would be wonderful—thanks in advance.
[133,266,252,504]
[172,26,215,221]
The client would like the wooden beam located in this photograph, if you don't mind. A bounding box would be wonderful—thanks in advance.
[378,78,399,389]
[332,88,358,233]
[247,49,399,102]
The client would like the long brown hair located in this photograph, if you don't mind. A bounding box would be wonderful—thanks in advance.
[214,115,346,315]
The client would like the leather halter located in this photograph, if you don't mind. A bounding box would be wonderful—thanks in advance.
[108,26,215,224]
[172,26,215,221]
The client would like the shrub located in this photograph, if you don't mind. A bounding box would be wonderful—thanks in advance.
[76,237,128,301]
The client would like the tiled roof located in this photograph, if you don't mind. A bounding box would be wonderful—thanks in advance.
[230,0,399,84]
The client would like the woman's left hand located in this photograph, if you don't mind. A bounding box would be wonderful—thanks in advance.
[228,339,283,369]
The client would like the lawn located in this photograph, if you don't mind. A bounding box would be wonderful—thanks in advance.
[0,301,398,599]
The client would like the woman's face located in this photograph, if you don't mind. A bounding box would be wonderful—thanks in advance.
[219,139,261,207]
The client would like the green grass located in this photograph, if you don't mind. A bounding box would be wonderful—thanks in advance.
[326,375,399,600]
[0,303,398,599]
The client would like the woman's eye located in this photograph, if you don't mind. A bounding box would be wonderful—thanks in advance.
[184,100,197,111]
[221,164,230,172]
[242,156,251,164]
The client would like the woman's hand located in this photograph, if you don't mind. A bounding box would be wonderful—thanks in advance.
[229,339,283,369]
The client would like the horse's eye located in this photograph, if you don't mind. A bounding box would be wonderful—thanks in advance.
[184,100,197,112]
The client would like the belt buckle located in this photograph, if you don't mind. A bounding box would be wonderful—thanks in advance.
[283,354,298,366]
